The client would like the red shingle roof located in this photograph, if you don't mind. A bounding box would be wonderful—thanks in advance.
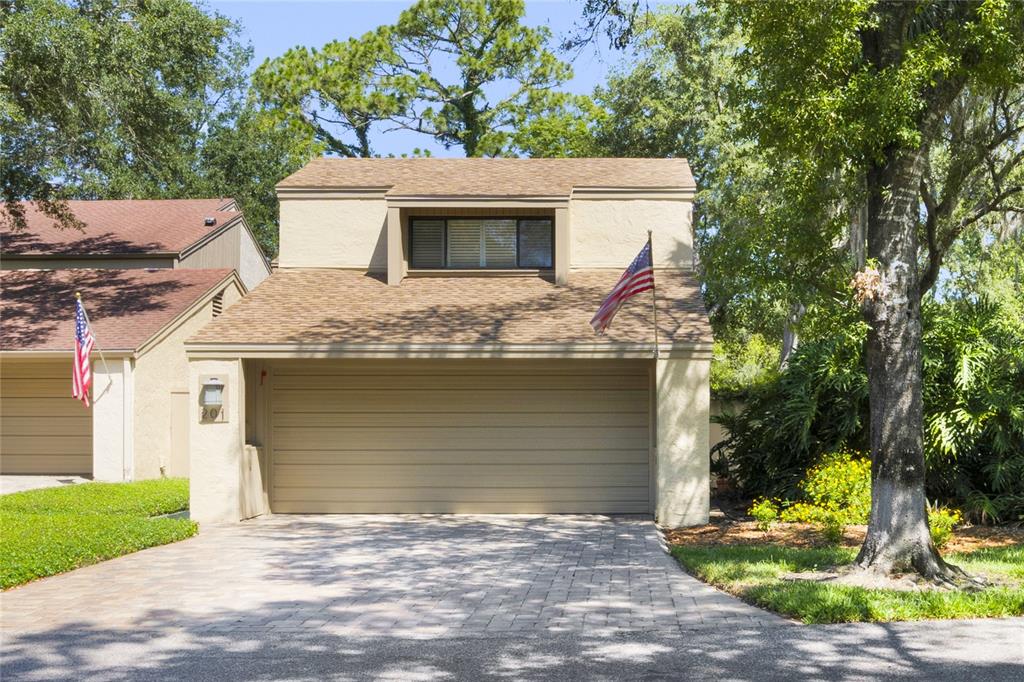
[1,199,239,256]
[277,158,695,195]
[1,269,234,352]
[188,269,711,347]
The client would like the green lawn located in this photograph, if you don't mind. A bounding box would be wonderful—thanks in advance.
[671,543,1024,624]
[0,479,197,589]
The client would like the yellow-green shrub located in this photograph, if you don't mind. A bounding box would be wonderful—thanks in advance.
[748,497,779,532]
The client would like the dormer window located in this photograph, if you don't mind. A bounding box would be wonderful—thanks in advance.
[410,218,553,269]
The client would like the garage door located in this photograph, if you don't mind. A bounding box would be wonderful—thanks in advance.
[268,360,651,513]
[0,360,92,475]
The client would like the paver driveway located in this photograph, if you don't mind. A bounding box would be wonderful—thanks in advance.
[1,515,783,639]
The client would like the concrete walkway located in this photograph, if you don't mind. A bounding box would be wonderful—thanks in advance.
[0,475,91,495]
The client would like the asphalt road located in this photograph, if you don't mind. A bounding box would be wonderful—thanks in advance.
[2,618,1021,681]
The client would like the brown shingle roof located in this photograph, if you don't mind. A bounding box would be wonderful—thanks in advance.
[189,269,710,347]
[1,268,234,352]
[277,158,695,196]
[1,199,239,256]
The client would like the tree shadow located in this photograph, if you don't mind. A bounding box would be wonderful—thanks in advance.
[1,230,165,256]
[277,272,708,347]
[0,270,186,349]
[2,516,1019,680]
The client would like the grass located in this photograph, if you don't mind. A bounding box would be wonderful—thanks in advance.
[0,479,198,590]
[671,543,1024,624]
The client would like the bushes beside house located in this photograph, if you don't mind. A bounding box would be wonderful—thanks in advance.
[717,293,1024,525]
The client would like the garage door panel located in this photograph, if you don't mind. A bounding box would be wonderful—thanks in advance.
[273,426,649,451]
[0,455,91,475]
[272,390,648,414]
[0,398,92,418]
[0,378,72,398]
[272,464,650,488]
[272,449,649,466]
[0,360,92,475]
[272,486,651,503]
[272,359,645,376]
[272,411,647,428]
[269,360,650,514]
[272,500,652,514]
[272,373,649,391]
[1,416,91,436]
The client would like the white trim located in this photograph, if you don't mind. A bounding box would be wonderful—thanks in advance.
[134,272,246,358]
[571,187,695,200]
[185,342,712,360]
[0,350,133,359]
[276,187,391,200]
[387,197,569,208]
[122,357,135,481]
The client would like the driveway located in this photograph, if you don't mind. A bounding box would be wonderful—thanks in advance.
[1,515,779,638]
[0,475,91,495]
[3,515,1021,681]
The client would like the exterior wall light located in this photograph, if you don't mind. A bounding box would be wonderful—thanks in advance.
[200,376,227,422]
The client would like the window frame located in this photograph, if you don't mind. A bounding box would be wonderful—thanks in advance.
[408,217,554,270]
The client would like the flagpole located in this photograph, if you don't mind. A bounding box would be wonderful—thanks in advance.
[76,292,114,387]
[648,230,661,359]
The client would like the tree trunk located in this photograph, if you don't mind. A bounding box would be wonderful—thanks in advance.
[855,147,960,580]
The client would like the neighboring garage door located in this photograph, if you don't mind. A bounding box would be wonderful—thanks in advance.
[0,360,92,475]
[269,359,652,513]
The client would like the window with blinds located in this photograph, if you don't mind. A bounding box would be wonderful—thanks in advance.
[409,218,553,269]
[410,219,445,268]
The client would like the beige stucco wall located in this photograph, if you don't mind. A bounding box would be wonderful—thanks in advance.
[92,358,134,481]
[570,198,693,270]
[654,355,710,527]
[278,198,388,270]
[132,281,244,479]
[189,357,246,523]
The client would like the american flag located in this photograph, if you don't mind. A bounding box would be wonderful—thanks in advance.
[72,298,95,407]
[590,239,655,334]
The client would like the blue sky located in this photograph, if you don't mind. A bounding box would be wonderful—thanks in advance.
[207,0,631,156]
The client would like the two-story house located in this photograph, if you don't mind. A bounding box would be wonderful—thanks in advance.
[186,158,712,527]
[0,199,270,480]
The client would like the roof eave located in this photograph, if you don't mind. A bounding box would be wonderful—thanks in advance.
[184,341,712,360]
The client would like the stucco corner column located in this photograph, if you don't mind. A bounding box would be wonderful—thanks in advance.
[654,356,710,528]
[189,357,245,523]
[91,358,133,481]
[386,205,403,286]
[554,206,570,286]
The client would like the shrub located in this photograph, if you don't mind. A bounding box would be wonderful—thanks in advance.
[779,451,870,543]
[748,497,779,532]
[928,507,962,550]
[718,294,1024,523]
[716,325,869,500]
[780,451,871,525]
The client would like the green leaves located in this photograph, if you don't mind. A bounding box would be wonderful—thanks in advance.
[253,0,572,158]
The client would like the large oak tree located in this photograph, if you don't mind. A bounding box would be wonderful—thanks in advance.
[576,0,1024,579]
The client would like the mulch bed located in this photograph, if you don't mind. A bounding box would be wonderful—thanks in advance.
[664,519,1024,554]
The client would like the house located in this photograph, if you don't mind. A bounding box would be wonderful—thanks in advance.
[0,198,266,479]
[0,268,246,479]
[1,199,271,290]
[185,158,713,528]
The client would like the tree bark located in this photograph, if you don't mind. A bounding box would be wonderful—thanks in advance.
[855,146,960,580]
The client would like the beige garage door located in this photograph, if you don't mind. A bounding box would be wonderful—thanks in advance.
[269,359,651,513]
[1,360,92,475]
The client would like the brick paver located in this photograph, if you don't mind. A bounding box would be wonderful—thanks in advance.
[0,515,785,639]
